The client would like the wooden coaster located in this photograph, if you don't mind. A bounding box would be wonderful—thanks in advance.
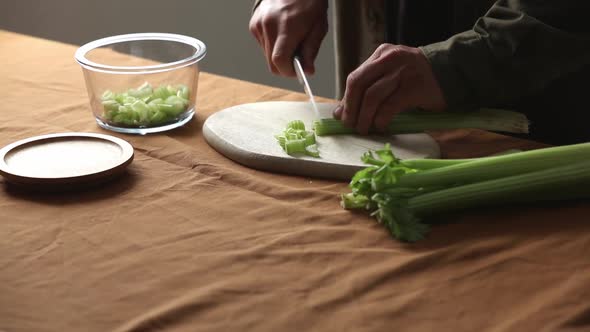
[0,133,134,188]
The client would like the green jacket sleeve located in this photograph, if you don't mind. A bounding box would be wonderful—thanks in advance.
[420,0,590,111]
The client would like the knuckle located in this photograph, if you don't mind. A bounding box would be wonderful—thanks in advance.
[271,52,284,61]
[248,21,258,34]
[271,52,289,66]
[281,12,298,26]
[399,44,416,54]
[261,12,278,27]
[346,72,358,89]
[376,43,390,53]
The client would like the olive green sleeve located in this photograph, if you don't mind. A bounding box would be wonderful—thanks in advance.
[420,0,590,111]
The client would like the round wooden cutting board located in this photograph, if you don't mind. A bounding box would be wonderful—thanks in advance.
[0,132,134,188]
[203,101,440,180]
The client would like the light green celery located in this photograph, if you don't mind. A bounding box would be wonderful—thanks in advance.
[275,120,320,158]
[341,143,590,242]
[101,82,190,127]
[398,143,590,188]
[399,149,523,171]
[313,108,529,136]
[407,160,590,217]
[102,100,120,112]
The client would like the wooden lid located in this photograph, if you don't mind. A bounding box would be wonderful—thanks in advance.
[0,133,134,188]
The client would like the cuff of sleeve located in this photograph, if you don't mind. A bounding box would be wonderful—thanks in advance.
[419,31,480,112]
[253,0,263,13]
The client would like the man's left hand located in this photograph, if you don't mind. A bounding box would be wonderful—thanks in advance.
[334,44,447,135]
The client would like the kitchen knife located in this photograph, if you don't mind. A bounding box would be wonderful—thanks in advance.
[293,55,320,118]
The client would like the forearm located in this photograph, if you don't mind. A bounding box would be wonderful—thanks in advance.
[421,0,590,111]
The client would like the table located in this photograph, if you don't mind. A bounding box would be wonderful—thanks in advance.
[1,30,589,332]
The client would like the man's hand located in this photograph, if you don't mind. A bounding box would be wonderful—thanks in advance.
[334,44,447,135]
[249,0,329,76]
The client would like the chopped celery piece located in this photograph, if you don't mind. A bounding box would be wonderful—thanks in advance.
[157,103,177,115]
[304,131,316,146]
[104,110,117,120]
[275,120,320,158]
[178,85,190,100]
[148,98,163,106]
[285,139,308,154]
[113,113,129,124]
[131,101,151,124]
[147,103,160,115]
[123,96,137,104]
[288,120,305,131]
[153,86,169,100]
[101,90,114,101]
[100,82,191,127]
[305,144,320,158]
[102,100,120,112]
[118,105,131,113]
[126,89,140,97]
[150,111,167,123]
[166,85,179,96]
[114,94,126,104]
[165,96,187,115]
[131,100,149,113]
[137,82,152,91]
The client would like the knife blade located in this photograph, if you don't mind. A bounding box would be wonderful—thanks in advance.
[293,55,320,118]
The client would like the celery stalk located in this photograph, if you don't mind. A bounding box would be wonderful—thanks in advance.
[313,108,529,136]
[407,160,590,217]
[398,143,590,188]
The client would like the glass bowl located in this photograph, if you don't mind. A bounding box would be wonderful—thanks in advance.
[75,33,206,134]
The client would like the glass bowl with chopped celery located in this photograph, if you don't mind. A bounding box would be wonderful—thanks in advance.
[75,33,206,134]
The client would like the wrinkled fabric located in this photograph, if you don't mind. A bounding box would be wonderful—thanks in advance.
[1,31,590,332]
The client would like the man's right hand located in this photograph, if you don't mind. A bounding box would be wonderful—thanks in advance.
[249,0,329,77]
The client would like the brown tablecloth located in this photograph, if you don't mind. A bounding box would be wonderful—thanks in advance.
[1,30,589,332]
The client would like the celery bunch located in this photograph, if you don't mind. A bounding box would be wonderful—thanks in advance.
[343,143,590,242]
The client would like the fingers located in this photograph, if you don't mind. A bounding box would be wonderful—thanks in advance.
[338,44,448,135]
[272,32,300,77]
[300,18,328,75]
[333,105,343,119]
[354,68,403,135]
[248,18,262,46]
[340,49,396,128]
[248,1,329,77]
[374,90,409,133]
[249,12,279,74]
[262,20,280,74]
